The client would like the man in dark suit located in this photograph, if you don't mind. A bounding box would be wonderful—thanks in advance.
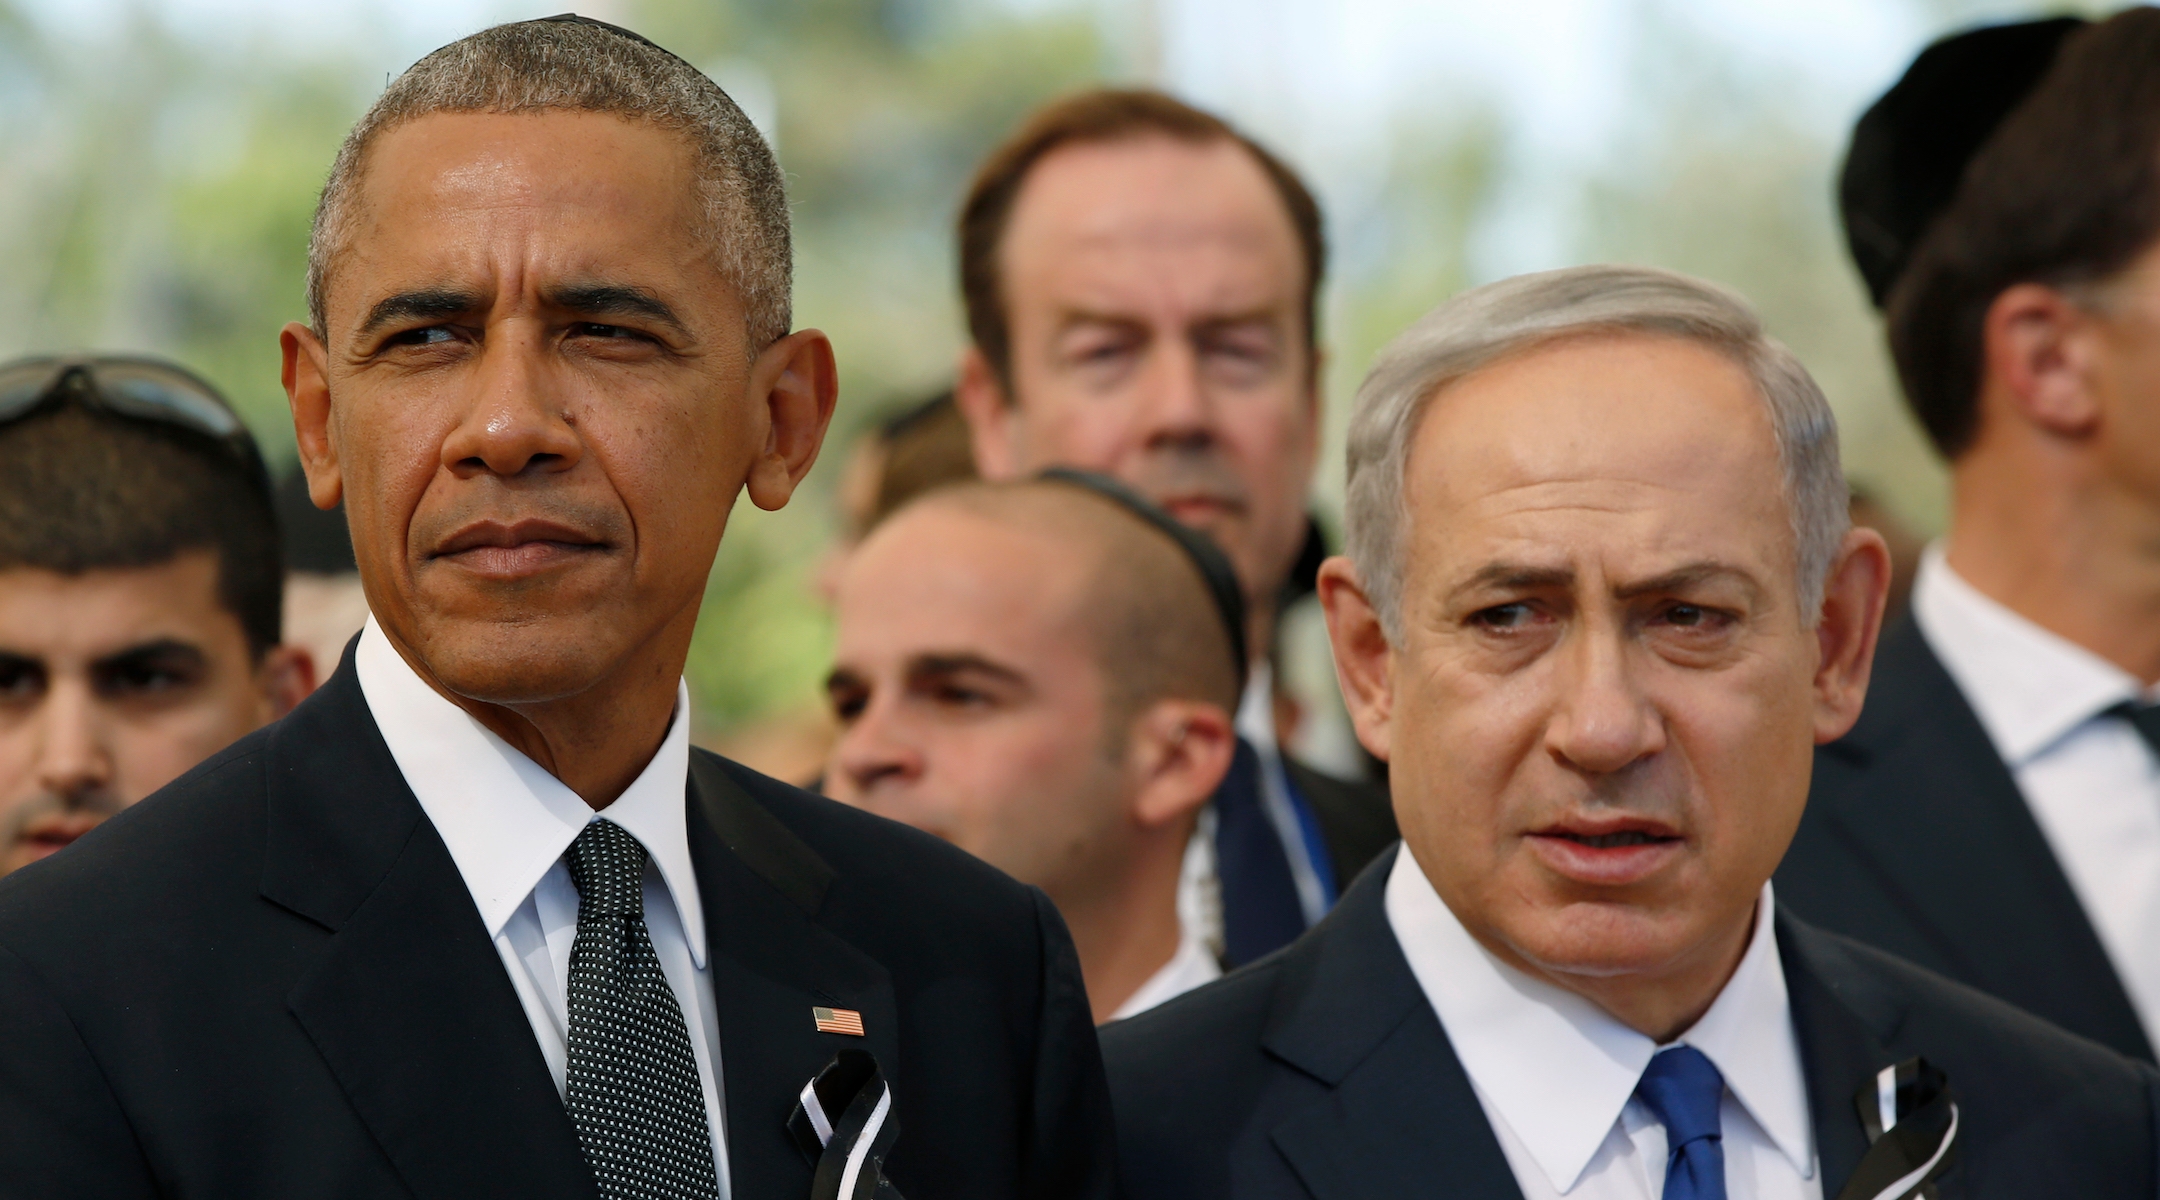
[952,88,1395,967]
[1778,11,2160,1064]
[0,17,1113,1199]
[1106,264,2160,1198]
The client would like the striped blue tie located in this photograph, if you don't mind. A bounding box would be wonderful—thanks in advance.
[1636,1045,1727,1200]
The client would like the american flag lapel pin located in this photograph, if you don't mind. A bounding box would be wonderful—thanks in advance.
[813,1006,866,1037]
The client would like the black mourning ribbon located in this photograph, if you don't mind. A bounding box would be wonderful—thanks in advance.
[787,1050,906,1200]
[1834,1058,1958,1200]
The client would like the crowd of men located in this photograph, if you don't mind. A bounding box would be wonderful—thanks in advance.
[1,8,2159,1198]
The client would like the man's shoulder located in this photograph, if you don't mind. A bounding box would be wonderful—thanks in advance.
[1786,918,2156,1118]
[696,750,1057,954]
[1103,950,1283,1076]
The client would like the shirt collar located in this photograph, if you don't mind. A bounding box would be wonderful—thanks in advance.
[1383,848,1813,1191]
[1911,543,2146,766]
[353,617,705,966]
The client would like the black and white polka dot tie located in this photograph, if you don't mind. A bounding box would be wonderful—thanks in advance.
[562,820,721,1200]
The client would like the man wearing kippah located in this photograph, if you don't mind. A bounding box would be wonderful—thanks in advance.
[1778,9,2160,1066]
[0,17,1115,1199]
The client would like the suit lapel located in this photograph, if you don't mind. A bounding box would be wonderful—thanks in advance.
[264,664,595,1200]
[686,752,902,1200]
[1812,620,2149,1058]
[1260,849,1524,1200]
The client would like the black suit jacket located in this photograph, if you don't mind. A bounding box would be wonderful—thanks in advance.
[1105,845,2160,1199]
[1777,617,2154,1062]
[0,658,1115,1199]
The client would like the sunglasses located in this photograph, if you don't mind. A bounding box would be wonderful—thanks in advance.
[0,356,269,487]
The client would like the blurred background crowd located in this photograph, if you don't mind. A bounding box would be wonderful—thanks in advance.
[0,0,2062,781]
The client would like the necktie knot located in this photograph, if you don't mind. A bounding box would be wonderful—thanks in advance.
[1638,1044,1724,1148]
[564,819,647,919]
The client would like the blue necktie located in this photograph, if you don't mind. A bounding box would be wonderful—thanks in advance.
[1636,1045,1726,1200]
[1212,739,1309,967]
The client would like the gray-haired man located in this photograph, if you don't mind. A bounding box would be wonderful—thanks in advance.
[0,17,1114,1200]
[1103,264,2160,1199]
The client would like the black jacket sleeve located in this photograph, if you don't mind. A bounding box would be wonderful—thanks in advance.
[0,941,159,1198]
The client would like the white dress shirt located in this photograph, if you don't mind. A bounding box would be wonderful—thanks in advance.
[1109,927,1223,1021]
[1911,544,2160,1045]
[1385,848,1819,1199]
[354,619,731,1195]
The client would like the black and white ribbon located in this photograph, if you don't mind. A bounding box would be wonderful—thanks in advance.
[787,1050,905,1200]
[1835,1057,1958,1200]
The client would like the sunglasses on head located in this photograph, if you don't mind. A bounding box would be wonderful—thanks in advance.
[0,355,269,488]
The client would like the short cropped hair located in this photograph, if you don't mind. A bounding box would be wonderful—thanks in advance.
[1343,265,1848,639]
[958,88,1326,391]
[0,404,283,658]
[307,17,790,349]
[913,480,1242,732]
[1888,9,2160,458]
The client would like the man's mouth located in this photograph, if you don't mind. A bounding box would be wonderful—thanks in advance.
[1526,818,1686,886]
[431,519,609,578]
[13,813,107,861]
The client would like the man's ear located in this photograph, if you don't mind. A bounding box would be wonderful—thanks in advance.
[954,346,1023,480]
[258,645,318,720]
[281,323,343,510]
[1317,555,1394,763]
[745,329,840,512]
[1985,282,2104,438]
[1123,699,1236,829]
[1812,527,1891,745]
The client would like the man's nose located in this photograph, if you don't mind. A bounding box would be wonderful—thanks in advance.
[31,680,115,805]
[1544,629,1666,776]
[831,697,927,798]
[1134,338,1217,451]
[440,325,586,479]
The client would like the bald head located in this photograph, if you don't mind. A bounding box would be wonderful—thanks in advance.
[912,480,1241,722]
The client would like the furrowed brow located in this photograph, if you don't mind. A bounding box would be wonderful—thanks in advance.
[1613,562,1761,601]
[358,288,483,338]
[546,283,689,337]
[1451,562,1576,601]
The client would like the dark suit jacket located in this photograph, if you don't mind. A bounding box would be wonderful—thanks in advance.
[0,658,1115,1199]
[1283,756,1395,897]
[1105,845,2160,1199]
[1777,617,2154,1063]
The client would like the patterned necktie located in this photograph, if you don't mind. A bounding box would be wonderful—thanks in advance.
[562,820,720,1200]
[1636,1045,1727,1200]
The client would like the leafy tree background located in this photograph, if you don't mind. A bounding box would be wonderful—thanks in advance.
[0,0,2108,747]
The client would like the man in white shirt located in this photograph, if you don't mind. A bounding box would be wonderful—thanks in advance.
[823,475,1242,1021]
[0,17,1116,1200]
[952,89,1397,966]
[1780,11,2160,1064]
[1103,264,2160,1199]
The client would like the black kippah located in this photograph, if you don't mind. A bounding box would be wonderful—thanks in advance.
[1840,16,2085,309]
[1036,467,1249,693]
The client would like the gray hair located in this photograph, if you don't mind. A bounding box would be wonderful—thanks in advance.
[1342,264,1849,639]
[305,18,791,349]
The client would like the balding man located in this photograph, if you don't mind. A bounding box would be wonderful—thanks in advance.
[0,18,1113,1199]
[1105,266,2160,1199]
[825,476,1244,1021]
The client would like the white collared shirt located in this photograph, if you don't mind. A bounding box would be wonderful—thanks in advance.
[354,619,731,1195]
[1385,848,1819,1199]
[1109,927,1223,1021]
[1912,544,2160,1045]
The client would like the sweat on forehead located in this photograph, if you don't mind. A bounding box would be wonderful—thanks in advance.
[887,482,1243,715]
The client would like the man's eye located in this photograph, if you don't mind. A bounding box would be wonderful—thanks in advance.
[932,684,994,709]
[1470,602,1538,630]
[0,658,44,699]
[96,658,201,697]
[571,322,642,340]
[827,689,867,723]
[387,326,457,347]
[1658,603,1730,630]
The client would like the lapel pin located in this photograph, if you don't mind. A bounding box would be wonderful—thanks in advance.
[813,1006,866,1037]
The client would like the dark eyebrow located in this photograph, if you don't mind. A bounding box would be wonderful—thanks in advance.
[90,639,206,674]
[545,283,690,338]
[908,653,1030,689]
[1452,562,1577,600]
[358,288,483,339]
